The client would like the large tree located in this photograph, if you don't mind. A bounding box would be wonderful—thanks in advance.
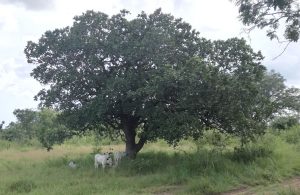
[25,9,269,157]
[233,0,300,42]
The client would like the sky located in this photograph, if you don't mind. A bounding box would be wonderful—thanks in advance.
[0,0,299,124]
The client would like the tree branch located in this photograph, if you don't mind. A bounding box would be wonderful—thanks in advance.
[272,42,291,60]
[136,134,147,153]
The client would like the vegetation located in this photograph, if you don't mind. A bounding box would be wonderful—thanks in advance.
[1,7,299,194]
[0,121,4,130]
[260,70,300,116]
[24,9,300,157]
[0,125,299,194]
[233,0,300,42]
[271,116,300,130]
[0,108,73,151]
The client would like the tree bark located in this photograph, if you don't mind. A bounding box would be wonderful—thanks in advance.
[122,117,146,158]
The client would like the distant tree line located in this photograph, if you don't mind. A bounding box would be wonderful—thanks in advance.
[0,109,73,151]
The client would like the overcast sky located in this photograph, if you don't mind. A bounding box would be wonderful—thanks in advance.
[0,0,299,124]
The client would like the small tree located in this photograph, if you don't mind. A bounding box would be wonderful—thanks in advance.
[13,109,37,139]
[35,109,72,151]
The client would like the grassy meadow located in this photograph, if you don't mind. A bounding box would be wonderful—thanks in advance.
[0,127,300,194]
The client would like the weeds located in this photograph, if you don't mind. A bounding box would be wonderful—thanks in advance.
[277,187,300,195]
[8,180,36,193]
[281,125,300,144]
[0,126,299,194]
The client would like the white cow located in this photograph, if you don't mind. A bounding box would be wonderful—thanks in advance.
[113,152,127,166]
[68,161,77,169]
[94,153,113,169]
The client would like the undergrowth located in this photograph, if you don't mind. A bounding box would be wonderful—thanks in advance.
[0,126,299,194]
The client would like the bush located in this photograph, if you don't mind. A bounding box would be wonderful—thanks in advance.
[281,125,300,144]
[232,146,271,162]
[0,127,24,142]
[271,116,299,130]
[9,180,37,193]
[231,134,277,162]
[195,129,235,152]
[0,139,41,151]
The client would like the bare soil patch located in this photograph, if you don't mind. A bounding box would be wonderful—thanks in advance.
[143,185,183,195]
[222,176,300,195]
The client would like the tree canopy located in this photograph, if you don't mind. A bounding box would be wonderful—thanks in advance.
[259,70,300,117]
[13,109,37,139]
[0,109,38,141]
[233,0,300,42]
[25,9,295,157]
[34,108,72,151]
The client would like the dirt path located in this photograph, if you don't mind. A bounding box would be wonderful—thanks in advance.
[222,176,300,195]
[149,177,300,195]
[282,176,300,189]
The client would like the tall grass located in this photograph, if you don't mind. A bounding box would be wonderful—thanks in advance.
[0,139,42,151]
[0,126,299,194]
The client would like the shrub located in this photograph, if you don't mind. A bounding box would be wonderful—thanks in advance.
[232,146,271,162]
[231,134,277,162]
[9,180,37,193]
[271,116,299,130]
[195,129,234,152]
[281,126,300,144]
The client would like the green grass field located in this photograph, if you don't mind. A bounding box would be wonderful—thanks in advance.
[0,127,300,194]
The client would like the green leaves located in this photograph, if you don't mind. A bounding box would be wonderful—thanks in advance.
[25,8,299,152]
[25,9,202,128]
[0,121,4,130]
[35,109,72,151]
[234,0,300,42]
[0,109,73,150]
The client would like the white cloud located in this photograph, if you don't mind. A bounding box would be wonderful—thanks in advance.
[0,58,41,95]
[0,58,41,123]
[0,5,19,32]
[0,0,54,10]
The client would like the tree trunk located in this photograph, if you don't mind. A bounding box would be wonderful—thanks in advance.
[122,117,146,159]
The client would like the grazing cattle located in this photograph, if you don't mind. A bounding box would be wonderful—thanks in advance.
[94,153,113,169]
[113,152,126,166]
[68,161,77,169]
